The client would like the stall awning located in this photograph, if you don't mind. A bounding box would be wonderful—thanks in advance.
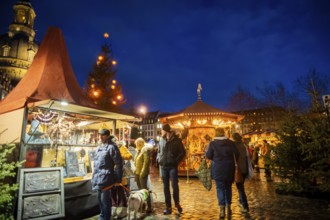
[30,100,134,121]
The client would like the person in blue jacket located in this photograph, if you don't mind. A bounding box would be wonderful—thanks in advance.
[91,129,123,220]
[205,127,239,219]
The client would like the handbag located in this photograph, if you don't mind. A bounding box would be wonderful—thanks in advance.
[196,158,212,191]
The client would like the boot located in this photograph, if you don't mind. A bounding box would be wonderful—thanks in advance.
[219,205,225,218]
[226,205,232,216]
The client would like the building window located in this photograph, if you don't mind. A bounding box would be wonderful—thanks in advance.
[2,45,10,56]
[17,10,26,23]
[27,49,34,62]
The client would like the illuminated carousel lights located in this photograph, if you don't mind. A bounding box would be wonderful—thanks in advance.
[197,119,207,125]
[212,119,224,126]
[182,120,191,127]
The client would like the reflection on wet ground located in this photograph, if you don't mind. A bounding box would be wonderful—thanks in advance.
[87,169,330,220]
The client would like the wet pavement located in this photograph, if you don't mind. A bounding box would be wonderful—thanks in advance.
[86,168,330,220]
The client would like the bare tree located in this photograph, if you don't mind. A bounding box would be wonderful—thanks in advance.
[227,85,259,112]
[294,69,330,113]
[256,82,301,111]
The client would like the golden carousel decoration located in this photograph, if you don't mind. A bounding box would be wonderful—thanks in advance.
[160,83,244,175]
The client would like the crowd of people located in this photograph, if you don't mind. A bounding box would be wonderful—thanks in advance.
[91,125,271,220]
[90,124,185,220]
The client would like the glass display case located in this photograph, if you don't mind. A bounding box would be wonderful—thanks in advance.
[22,106,119,183]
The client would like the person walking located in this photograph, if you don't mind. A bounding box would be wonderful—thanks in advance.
[158,124,186,215]
[261,140,271,177]
[205,127,239,219]
[134,137,153,213]
[252,144,260,173]
[91,129,123,220]
[232,133,250,213]
[156,133,166,180]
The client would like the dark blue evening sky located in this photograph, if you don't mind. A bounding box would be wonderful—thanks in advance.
[1,0,330,112]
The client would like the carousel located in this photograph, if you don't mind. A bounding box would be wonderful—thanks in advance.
[160,84,244,175]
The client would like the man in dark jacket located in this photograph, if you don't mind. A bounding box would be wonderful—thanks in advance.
[158,124,186,215]
[91,129,123,220]
[205,128,239,219]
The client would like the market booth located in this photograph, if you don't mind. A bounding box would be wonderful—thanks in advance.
[160,88,244,176]
[0,27,135,219]
[242,129,279,168]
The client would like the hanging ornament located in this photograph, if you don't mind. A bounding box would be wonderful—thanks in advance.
[35,110,58,125]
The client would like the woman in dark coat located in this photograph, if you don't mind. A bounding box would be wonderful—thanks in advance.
[206,128,239,219]
[233,133,250,212]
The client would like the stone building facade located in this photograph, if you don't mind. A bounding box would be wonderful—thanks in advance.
[0,0,39,99]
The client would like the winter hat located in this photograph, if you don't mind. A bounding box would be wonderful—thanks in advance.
[162,124,171,133]
[98,128,110,136]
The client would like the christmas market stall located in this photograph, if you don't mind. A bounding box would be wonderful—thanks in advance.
[0,27,135,219]
[242,129,279,168]
[160,84,244,176]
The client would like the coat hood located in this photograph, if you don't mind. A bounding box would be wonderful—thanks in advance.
[140,143,154,153]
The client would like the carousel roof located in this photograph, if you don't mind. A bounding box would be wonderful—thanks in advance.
[171,99,244,119]
[160,99,244,128]
[180,100,228,114]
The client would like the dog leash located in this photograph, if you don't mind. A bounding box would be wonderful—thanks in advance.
[102,183,130,192]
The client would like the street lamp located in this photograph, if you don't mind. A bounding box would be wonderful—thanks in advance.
[139,106,147,115]
[138,105,147,139]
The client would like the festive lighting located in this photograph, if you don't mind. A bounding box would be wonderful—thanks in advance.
[117,95,122,100]
[76,121,93,127]
[197,119,207,125]
[112,80,116,84]
[35,110,58,125]
[104,32,109,38]
[60,101,68,106]
[212,119,223,126]
[111,85,115,89]
[182,120,191,127]
[112,60,117,65]
[139,106,147,115]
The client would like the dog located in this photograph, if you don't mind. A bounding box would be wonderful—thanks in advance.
[127,189,150,220]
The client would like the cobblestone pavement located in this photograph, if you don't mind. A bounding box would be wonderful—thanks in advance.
[86,168,330,220]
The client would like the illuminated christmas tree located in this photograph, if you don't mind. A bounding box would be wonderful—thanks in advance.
[84,33,125,111]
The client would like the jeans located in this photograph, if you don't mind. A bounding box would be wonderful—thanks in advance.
[161,167,180,207]
[111,185,128,207]
[214,179,232,206]
[97,189,112,220]
[235,174,249,209]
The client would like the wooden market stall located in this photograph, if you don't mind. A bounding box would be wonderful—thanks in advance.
[160,86,244,176]
[0,27,135,219]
